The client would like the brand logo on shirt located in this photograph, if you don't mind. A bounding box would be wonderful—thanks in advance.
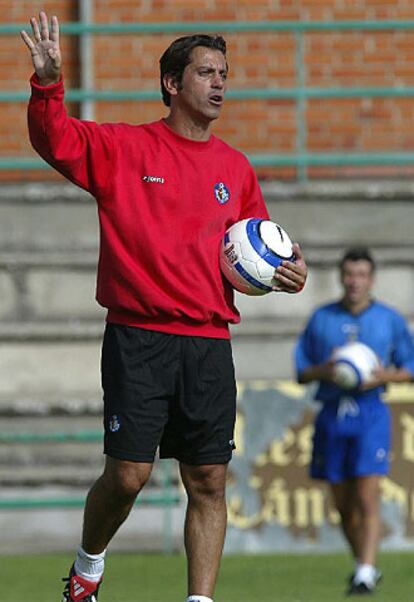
[142,175,165,184]
[214,182,230,204]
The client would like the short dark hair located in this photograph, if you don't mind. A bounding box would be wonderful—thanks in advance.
[159,34,227,107]
[339,246,376,272]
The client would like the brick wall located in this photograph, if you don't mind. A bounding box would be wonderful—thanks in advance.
[3,0,414,181]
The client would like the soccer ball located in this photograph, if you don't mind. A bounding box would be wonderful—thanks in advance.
[220,217,295,295]
[332,342,380,390]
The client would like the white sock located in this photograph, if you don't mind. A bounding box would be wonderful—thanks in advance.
[354,563,376,586]
[74,545,106,583]
[186,597,213,602]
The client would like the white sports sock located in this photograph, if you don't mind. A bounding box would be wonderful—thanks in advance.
[186,596,213,602]
[74,545,106,583]
[354,563,376,586]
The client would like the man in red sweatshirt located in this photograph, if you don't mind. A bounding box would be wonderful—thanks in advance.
[21,11,307,602]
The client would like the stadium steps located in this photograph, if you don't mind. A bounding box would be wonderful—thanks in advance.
[0,180,413,551]
[1,181,414,432]
[1,180,414,388]
[0,414,103,489]
[0,413,180,491]
[0,406,182,554]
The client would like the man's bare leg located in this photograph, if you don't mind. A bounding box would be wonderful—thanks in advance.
[331,481,362,563]
[331,475,382,591]
[180,462,228,599]
[82,457,153,553]
[353,475,381,567]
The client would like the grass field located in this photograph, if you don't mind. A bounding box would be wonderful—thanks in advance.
[3,550,413,601]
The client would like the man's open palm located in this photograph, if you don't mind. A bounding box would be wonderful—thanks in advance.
[21,11,61,85]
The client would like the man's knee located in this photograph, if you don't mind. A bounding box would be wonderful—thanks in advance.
[101,457,152,501]
[356,492,380,517]
[355,477,380,516]
[338,505,360,530]
[180,463,227,503]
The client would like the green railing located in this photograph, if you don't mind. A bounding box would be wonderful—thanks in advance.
[0,429,179,553]
[3,19,414,180]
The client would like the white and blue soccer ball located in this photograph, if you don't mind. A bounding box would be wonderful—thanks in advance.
[220,217,295,295]
[332,342,380,390]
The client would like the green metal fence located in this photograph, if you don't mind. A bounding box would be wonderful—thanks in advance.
[0,429,180,553]
[2,19,414,180]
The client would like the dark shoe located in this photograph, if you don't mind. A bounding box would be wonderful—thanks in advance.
[61,564,102,601]
[346,570,382,596]
[347,581,374,595]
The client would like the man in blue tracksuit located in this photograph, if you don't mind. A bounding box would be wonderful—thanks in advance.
[295,247,414,596]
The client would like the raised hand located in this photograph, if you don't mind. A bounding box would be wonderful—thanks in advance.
[20,11,61,85]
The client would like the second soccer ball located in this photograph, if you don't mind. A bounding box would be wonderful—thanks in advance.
[332,341,380,390]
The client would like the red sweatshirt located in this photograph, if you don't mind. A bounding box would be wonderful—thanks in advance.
[28,75,269,338]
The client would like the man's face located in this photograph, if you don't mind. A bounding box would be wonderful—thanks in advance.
[340,259,374,305]
[174,46,228,122]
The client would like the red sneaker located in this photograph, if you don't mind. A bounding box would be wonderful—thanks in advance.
[61,564,102,601]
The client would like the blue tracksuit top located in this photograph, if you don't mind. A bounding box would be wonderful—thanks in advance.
[295,300,414,404]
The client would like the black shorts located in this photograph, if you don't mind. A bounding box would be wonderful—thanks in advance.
[101,323,237,465]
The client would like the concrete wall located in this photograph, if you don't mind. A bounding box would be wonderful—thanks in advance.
[0,178,413,553]
[0,180,413,404]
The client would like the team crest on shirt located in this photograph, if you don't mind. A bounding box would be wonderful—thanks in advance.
[214,182,230,204]
[342,323,359,340]
[109,414,121,433]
